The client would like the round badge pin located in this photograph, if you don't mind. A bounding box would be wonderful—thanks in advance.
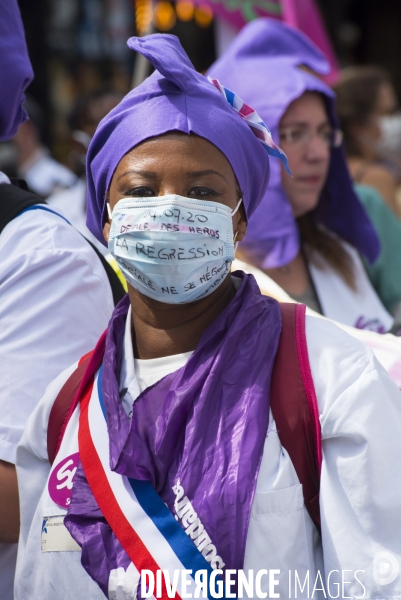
[48,452,80,508]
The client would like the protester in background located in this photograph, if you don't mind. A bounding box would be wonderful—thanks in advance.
[14,34,401,600]
[13,96,77,198]
[334,66,400,214]
[68,87,125,176]
[46,89,124,254]
[356,183,401,330]
[209,18,400,334]
[0,3,115,598]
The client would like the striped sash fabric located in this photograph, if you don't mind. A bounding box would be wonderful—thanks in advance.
[208,77,290,174]
[78,365,223,600]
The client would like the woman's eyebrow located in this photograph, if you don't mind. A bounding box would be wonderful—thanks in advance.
[186,169,227,182]
[117,168,228,183]
[117,169,158,182]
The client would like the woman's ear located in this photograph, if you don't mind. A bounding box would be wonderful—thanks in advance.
[103,221,111,243]
[234,202,247,242]
[103,196,112,243]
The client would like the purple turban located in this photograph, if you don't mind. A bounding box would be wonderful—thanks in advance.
[86,34,272,245]
[0,0,33,141]
[208,18,380,267]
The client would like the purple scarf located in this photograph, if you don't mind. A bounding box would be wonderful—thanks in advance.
[66,272,281,595]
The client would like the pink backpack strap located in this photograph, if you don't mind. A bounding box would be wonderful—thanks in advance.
[270,302,322,533]
[47,329,108,465]
[47,352,92,465]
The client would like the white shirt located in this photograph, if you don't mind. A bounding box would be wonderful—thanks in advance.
[0,197,114,599]
[119,308,193,416]
[47,178,108,256]
[14,308,401,599]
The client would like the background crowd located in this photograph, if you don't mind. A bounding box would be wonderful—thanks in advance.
[2,0,401,599]
[1,0,400,188]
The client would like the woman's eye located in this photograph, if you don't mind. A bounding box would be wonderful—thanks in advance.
[125,186,155,197]
[290,129,305,142]
[188,187,218,199]
[319,129,333,142]
[280,128,305,144]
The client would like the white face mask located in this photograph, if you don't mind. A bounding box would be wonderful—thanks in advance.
[107,194,242,304]
[377,113,401,156]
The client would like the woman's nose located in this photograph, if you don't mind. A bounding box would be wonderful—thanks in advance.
[304,136,330,162]
[157,183,187,196]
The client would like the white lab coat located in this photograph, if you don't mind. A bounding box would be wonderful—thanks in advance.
[47,178,108,256]
[308,242,393,333]
[0,194,114,598]
[14,303,401,599]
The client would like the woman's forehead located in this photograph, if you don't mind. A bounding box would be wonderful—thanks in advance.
[280,92,328,124]
[116,132,236,175]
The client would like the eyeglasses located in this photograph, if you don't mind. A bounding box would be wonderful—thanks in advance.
[279,126,343,149]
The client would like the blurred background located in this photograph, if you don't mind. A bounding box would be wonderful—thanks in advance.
[1,0,400,194]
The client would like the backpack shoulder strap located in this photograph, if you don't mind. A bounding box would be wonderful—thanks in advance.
[47,352,92,465]
[270,302,322,533]
[84,239,127,307]
[0,182,45,234]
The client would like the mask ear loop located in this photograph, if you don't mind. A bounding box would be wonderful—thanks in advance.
[233,232,239,254]
[232,198,242,250]
[231,198,242,216]
[106,203,113,221]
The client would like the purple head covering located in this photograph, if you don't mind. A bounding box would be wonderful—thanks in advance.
[0,0,33,142]
[86,34,272,245]
[208,18,380,267]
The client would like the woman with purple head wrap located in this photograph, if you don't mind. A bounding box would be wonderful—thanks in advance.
[209,18,398,334]
[15,32,401,600]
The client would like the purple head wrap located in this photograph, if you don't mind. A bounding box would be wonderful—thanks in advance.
[208,18,380,267]
[86,34,272,245]
[0,0,33,142]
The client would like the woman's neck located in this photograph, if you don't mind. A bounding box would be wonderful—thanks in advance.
[235,246,312,297]
[236,246,312,297]
[263,251,312,297]
[129,275,235,359]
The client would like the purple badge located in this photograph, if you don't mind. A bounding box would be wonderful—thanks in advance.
[48,453,80,508]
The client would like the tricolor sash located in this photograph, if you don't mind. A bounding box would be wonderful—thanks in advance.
[77,364,216,599]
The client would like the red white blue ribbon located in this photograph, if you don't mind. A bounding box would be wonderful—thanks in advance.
[79,366,223,600]
[209,77,291,174]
